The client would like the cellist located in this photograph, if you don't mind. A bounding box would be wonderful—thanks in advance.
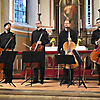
[58,19,77,84]
[0,22,16,83]
[91,18,100,85]
[30,20,49,84]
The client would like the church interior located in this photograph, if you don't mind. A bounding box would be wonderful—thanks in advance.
[0,0,100,100]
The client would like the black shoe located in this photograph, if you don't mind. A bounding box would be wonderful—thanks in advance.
[31,80,38,84]
[8,80,12,83]
[40,80,44,84]
[2,80,7,83]
[98,83,100,85]
[62,81,69,84]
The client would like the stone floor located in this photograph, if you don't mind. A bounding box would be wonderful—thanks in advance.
[0,79,100,100]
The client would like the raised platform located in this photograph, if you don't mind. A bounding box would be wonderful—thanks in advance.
[0,79,100,100]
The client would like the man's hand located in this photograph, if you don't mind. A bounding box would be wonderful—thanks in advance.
[30,46,32,50]
[37,41,42,44]
[95,41,98,45]
[68,38,71,41]
[9,50,12,51]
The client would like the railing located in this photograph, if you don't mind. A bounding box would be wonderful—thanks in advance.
[14,50,93,73]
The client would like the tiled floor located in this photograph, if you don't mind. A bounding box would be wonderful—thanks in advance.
[0,79,100,100]
[0,79,100,92]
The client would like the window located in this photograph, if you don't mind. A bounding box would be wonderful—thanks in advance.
[14,0,28,23]
[86,0,92,28]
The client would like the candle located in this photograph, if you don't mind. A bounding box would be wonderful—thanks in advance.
[39,4,40,13]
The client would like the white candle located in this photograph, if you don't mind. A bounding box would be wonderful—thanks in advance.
[39,4,40,13]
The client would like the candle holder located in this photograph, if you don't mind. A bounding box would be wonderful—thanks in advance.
[38,13,41,21]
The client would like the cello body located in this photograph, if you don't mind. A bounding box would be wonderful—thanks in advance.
[32,43,44,51]
[90,39,100,64]
[63,41,78,69]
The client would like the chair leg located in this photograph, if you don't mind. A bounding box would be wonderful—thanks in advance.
[83,57,86,82]
[0,70,4,82]
[38,70,40,81]
[25,68,27,80]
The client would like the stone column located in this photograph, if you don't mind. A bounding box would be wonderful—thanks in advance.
[78,0,81,36]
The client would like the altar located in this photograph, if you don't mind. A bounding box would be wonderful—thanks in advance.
[45,46,93,80]
[45,46,88,51]
[15,46,94,80]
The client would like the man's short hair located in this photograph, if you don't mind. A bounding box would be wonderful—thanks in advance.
[96,18,100,22]
[65,19,71,23]
[39,20,42,24]
[37,20,42,24]
[4,22,11,28]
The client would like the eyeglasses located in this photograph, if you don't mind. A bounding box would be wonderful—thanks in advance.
[96,22,100,24]
[36,23,40,25]
[64,23,70,24]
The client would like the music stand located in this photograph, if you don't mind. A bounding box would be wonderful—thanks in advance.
[55,55,76,88]
[73,50,87,89]
[0,51,18,87]
[21,51,42,86]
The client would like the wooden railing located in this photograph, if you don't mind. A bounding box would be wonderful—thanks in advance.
[14,50,93,72]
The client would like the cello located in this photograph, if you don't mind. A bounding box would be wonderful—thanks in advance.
[90,39,100,64]
[30,32,44,68]
[62,29,78,69]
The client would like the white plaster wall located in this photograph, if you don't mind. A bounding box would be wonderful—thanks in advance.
[51,0,54,27]
[4,0,9,23]
[40,0,54,28]
[94,0,100,25]
[9,0,13,21]
[28,0,38,28]
[40,0,50,26]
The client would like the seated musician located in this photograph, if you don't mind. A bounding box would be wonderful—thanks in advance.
[30,20,49,84]
[91,18,100,85]
[58,19,77,84]
[0,22,16,83]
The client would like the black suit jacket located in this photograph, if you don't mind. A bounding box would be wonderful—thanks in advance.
[0,31,16,50]
[58,29,77,54]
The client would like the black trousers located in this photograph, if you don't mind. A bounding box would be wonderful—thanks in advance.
[96,63,100,82]
[34,51,45,81]
[63,67,74,83]
[34,67,45,81]
[3,63,13,82]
